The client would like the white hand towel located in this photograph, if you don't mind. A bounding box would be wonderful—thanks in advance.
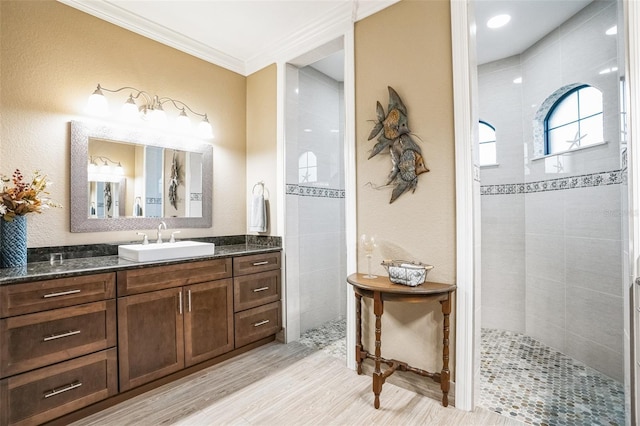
[249,194,267,232]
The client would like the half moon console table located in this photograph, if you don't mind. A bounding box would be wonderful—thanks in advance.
[346,273,456,409]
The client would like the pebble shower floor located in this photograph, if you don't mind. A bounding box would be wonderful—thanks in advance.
[299,320,625,425]
[480,328,625,426]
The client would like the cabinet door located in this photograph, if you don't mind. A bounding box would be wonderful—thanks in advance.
[0,348,117,426]
[184,279,234,367]
[0,300,116,378]
[118,288,184,391]
[234,269,280,313]
[233,252,281,276]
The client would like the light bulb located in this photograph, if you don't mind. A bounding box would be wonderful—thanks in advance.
[176,109,191,132]
[150,106,167,126]
[197,116,214,139]
[121,95,138,120]
[100,161,111,175]
[87,161,98,174]
[86,86,108,116]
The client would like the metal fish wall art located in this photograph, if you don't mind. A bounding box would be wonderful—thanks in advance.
[368,86,429,203]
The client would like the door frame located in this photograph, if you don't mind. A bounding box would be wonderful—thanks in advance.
[623,1,640,423]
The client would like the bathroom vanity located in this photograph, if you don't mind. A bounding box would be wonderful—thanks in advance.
[0,245,281,426]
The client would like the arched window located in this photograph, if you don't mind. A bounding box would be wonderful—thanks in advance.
[298,151,317,183]
[479,120,497,166]
[544,85,603,155]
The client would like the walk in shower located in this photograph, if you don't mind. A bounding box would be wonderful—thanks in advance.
[478,1,625,424]
[284,52,347,350]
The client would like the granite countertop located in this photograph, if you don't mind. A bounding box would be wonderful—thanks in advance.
[0,244,281,286]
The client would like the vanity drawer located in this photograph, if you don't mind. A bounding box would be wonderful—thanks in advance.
[233,252,281,276]
[117,258,232,296]
[0,348,117,426]
[234,301,281,348]
[0,273,115,318]
[0,301,116,378]
[234,269,280,313]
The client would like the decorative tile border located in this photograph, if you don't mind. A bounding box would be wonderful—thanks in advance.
[481,169,623,195]
[286,184,345,198]
[190,193,203,201]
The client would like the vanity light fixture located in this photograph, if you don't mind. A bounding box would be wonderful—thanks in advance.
[88,155,124,182]
[86,84,214,139]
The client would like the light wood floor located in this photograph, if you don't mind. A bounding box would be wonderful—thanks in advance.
[71,342,523,426]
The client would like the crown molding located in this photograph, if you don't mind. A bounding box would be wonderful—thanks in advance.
[355,0,400,21]
[58,0,400,77]
[245,0,399,75]
[245,2,353,75]
[58,0,246,75]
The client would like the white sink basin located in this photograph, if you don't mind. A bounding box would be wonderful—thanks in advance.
[118,241,215,262]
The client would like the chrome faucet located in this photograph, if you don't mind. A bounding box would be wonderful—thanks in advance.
[156,221,167,244]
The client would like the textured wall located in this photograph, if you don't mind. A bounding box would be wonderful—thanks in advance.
[355,0,456,377]
[0,0,247,246]
[246,64,278,235]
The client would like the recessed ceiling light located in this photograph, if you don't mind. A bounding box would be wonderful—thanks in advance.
[487,14,511,29]
[513,77,523,84]
[606,25,617,35]
[599,66,618,75]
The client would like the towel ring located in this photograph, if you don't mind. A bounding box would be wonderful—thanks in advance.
[252,181,264,196]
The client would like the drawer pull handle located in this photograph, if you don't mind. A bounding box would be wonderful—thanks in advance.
[253,319,270,327]
[252,261,269,266]
[44,381,82,398]
[253,287,269,293]
[43,330,81,342]
[43,289,81,298]
[188,290,192,313]
[179,291,183,315]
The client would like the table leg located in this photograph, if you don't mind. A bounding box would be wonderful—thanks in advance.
[440,295,451,407]
[355,292,364,374]
[373,291,383,409]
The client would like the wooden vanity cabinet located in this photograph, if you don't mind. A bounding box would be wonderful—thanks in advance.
[0,273,117,426]
[1,250,281,424]
[233,253,282,348]
[117,259,234,391]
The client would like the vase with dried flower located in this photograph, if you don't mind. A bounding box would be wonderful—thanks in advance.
[0,169,61,268]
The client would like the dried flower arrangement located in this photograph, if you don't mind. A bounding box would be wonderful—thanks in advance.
[0,169,62,222]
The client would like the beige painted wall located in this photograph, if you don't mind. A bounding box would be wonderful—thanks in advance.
[0,0,247,247]
[246,64,278,235]
[355,0,457,378]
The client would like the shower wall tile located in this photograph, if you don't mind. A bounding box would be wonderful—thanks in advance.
[565,286,623,352]
[482,268,525,332]
[525,233,565,282]
[522,40,563,110]
[525,275,566,352]
[481,193,525,230]
[478,57,524,186]
[565,236,622,296]
[524,191,564,235]
[565,185,621,239]
[565,331,623,382]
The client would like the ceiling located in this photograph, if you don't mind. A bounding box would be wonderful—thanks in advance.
[59,0,595,77]
[475,0,593,65]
